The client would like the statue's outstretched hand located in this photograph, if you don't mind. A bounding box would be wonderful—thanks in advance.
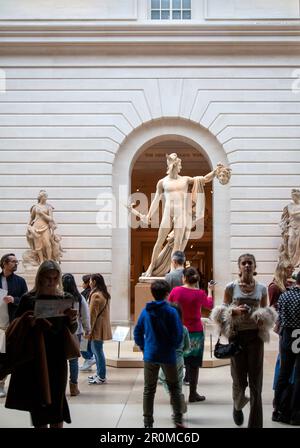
[141,214,150,225]
[126,202,150,225]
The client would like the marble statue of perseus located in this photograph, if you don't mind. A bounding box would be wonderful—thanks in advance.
[129,153,231,277]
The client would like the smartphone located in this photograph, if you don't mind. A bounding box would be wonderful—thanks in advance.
[243,304,252,314]
[209,280,217,285]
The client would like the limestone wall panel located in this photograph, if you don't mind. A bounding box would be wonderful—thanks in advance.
[1,57,300,320]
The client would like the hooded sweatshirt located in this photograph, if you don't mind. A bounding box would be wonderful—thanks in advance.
[134,300,183,364]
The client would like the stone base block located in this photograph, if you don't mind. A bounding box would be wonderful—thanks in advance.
[106,356,229,368]
[106,357,144,368]
[202,357,230,368]
[134,280,153,324]
[21,266,39,290]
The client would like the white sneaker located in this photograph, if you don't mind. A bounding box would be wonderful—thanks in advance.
[87,373,98,380]
[0,387,6,398]
[79,358,96,372]
[88,375,106,385]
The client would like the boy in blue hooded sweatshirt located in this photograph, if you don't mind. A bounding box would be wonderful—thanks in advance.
[134,280,184,428]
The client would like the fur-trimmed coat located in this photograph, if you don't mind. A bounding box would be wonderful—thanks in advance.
[210,304,277,342]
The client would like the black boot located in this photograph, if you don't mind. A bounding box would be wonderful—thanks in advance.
[183,364,190,385]
[233,407,244,426]
[188,366,206,402]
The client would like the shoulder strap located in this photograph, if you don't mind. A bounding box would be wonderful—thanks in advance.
[226,281,235,304]
[78,294,82,315]
[90,299,108,334]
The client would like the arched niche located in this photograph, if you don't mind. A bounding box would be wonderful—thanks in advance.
[111,118,230,323]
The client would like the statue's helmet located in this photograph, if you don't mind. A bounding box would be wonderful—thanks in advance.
[166,153,182,174]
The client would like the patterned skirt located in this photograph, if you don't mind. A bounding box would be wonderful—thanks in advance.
[184,331,204,367]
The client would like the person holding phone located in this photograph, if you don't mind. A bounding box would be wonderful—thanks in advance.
[211,253,277,428]
[169,267,214,403]
[5,260,78,428]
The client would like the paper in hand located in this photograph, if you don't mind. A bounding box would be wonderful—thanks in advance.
[80,337,88,351]
[0,329,5,353]
[0,288,8,301]
[34,298,73,319]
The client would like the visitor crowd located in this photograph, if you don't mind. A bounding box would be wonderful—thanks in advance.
[0,250,299,428]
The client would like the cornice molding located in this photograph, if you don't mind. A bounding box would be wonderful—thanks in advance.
[1,22,300,45]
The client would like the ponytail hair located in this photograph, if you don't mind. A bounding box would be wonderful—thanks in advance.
[183,267,199,285]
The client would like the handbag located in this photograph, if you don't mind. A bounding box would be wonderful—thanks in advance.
[63,327,81,360]
[214,334,242,359]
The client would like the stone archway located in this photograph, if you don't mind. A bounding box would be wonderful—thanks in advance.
[111,118,230,323]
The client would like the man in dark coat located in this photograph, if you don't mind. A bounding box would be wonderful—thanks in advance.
[0,253,28,397]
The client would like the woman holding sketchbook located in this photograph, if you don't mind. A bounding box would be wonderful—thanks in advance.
[5,260,78,428]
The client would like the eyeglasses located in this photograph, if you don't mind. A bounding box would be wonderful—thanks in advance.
[8,260,19,264]
[241,261,253,266]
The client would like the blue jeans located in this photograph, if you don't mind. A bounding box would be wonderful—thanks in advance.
[91,340,106,379]
[273,351,295,390]
[69,358,79,384]
[81,340,94,360]
[69,334,81,384]
[274,328,300,421]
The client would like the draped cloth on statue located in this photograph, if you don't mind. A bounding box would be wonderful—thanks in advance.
[280,202,300,268]
[151,177,205,277]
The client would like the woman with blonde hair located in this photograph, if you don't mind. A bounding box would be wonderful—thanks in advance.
[268,260,294,310]
[6,260,78,428]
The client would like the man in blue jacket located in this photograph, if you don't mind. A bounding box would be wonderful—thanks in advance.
[0,253,28,398]
[134,279,184,428]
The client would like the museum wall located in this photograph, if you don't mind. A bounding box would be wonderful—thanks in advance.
[1,1,300,322]
[1,0,299,21]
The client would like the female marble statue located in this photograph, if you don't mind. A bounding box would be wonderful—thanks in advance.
[130,154,231,277]
[24,190,63,266]
[280,189,300,268]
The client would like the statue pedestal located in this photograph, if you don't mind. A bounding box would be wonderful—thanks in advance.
[133,278,164,352]
[202,358,230,368]
[21,265,39,290]
[134,278,164,324]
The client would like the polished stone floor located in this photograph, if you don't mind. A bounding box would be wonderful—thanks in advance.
[0,332,295,428]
